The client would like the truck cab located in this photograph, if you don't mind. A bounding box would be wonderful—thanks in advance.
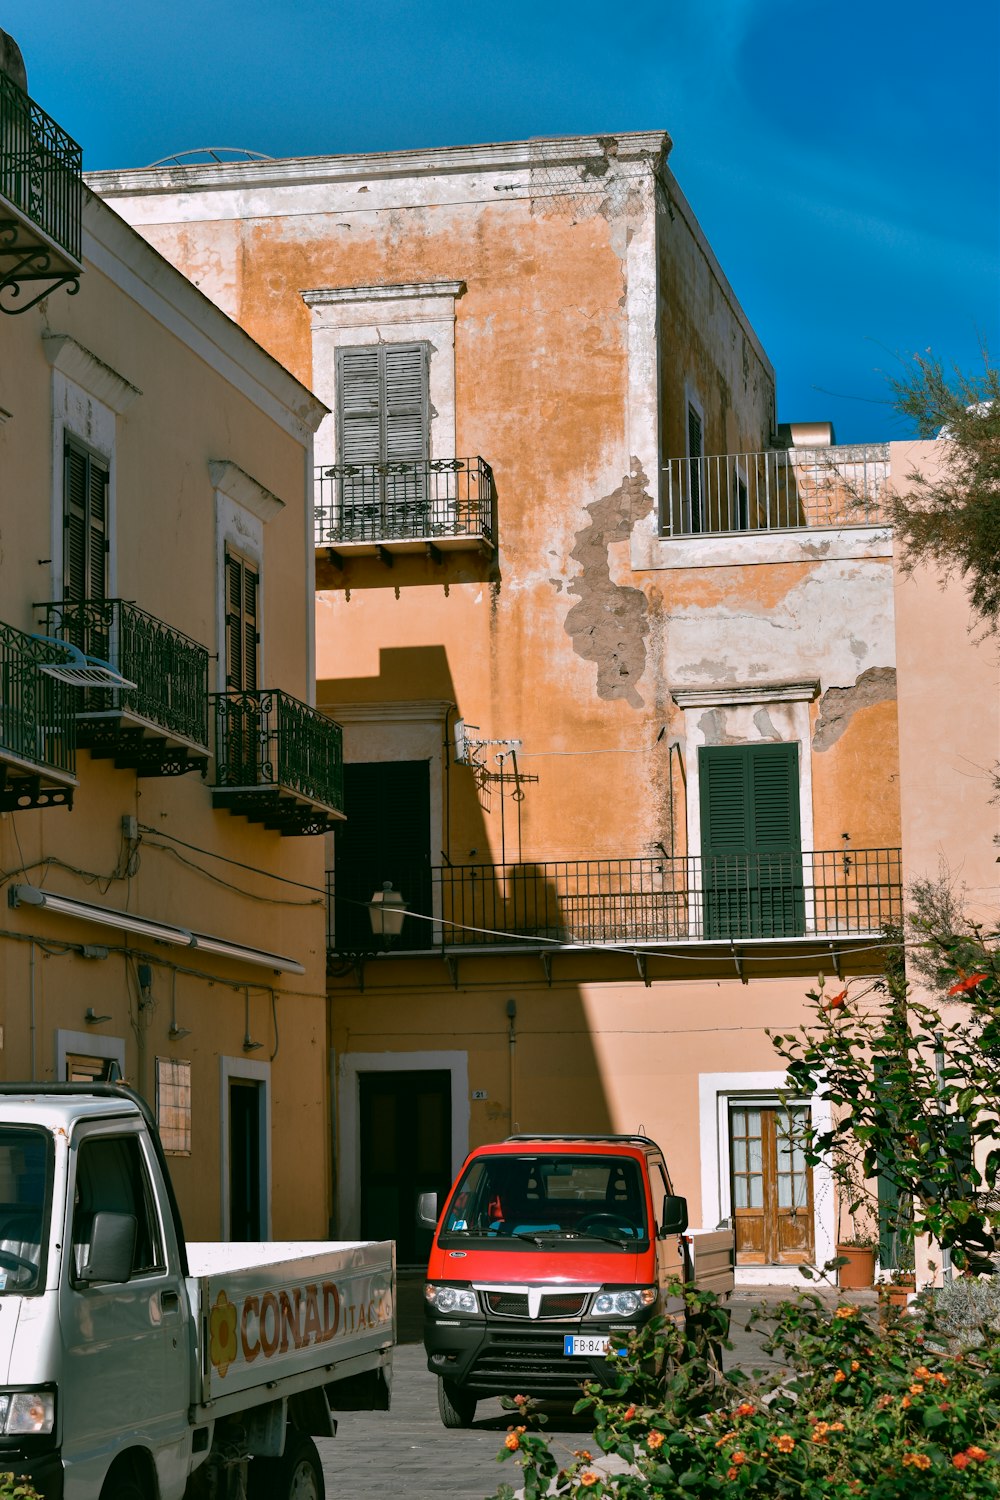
[420,1133,733,1427]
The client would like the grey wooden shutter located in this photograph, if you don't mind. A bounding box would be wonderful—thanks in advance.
[383,344,428,463]
[338,347,382,467]
[225,551,258,693]
[336,344,430,536]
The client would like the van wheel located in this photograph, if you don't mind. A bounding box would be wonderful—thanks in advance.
[438,1377,477,1428]
[250,1432,325,1500]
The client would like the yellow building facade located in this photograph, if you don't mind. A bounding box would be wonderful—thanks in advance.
[0,39,337,1240]
[93,132,905,1280]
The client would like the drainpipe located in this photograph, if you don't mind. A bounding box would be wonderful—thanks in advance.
[28,940,36,1081]
[506,998,517,1132]
[933,1032,953,1285]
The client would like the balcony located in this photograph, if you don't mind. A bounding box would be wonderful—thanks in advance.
[327,848,901,961]
[315,457,496,564]
[42,599,210,776]
[0,68,82,314]
[211,689,345,835]
[662,445,889,538]
[0,620,76,811]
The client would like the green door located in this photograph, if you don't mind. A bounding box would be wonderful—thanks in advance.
[699,744,804,939]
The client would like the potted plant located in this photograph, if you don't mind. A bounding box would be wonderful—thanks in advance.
[836,1233,878,1288]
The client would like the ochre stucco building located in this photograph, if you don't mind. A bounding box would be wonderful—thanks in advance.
[92,131,916,1280]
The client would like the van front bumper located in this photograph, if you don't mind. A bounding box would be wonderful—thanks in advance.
[0,1444,63,1499]
[424,1312,638,1398]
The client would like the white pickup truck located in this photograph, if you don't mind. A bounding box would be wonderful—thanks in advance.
[0,1083,394,1500]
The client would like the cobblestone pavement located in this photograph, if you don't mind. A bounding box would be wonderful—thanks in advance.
[317,1276,876,1499]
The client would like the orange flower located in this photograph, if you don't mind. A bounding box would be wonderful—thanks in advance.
[623,1405,637,1421]
[826,988,848,1009]
[726,1468,739,1482]
[877,1394,894,1409]
[909,1383,925,1395]
[812,1426,829,1445]
[850,1360,860,1372]
[574,1451,593,1462]
[903,1453,932,1470]
[647,1432,664,1451]
[967,1446,989,1462]
[953,1453,971,1470]
[716,1431,738,1448]
[731,1451,747,1466]
[902,1396,912,1409]
[774,1435,795,1453]
[934,1373,949,1385]
[913,1365,932,1380]
[834,1370,847,1383]
[504,1434,520,1451]
[835,1305,858,1319]
[948,972,988,995]
[734,1402,755,1417]
[580,1473,600,1489]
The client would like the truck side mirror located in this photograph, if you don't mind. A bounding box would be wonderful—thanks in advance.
[81,1211,137,1284]
[415,1192,438,1230]
[660,1195,689,1237]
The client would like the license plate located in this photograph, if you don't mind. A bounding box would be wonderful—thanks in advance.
[564,1335,626,1357]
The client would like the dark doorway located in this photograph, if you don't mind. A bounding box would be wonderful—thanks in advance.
[229,1078,265,1241]
[360,1069,452,1265]
[332,760,433,951]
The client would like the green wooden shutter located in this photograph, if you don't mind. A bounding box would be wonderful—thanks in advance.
[224,552,244,692]
[63,441,108,606]
[699,744,803,938]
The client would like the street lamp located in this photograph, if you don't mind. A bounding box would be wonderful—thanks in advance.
[367,881,408,947]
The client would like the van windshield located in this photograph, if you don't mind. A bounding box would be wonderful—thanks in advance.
[442,1155,648,1243]
[0,1127,50,1294]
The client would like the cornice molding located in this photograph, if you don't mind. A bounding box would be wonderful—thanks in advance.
[671,681,821,709]
[85,132,671,197]
[317,699,454,723]
[42,333,141,414]
[208,460,285,522]
[302,281,465,308]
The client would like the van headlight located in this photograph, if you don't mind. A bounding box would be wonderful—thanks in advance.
[424,1283,479,1315]
[0,1389,55,1434]
[592,1287,657,1317]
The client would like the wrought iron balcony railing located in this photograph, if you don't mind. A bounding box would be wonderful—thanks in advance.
[0,619,76,808]
[327,848,902,953]
[662,445,889,538]
[0,68,82,312]
[211,689,345,835]
[315,457,496,552]
[42,599,209,767]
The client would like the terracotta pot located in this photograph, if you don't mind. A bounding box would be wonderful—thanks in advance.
[837,1243,876,1289]
[883,1274,916,1308]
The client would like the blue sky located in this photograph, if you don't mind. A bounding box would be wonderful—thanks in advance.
[13,1,999,443]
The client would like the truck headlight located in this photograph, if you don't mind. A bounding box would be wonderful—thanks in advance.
[424,1283,479,1315]
[592,1287,657,1317]
[0,1389,55,1435]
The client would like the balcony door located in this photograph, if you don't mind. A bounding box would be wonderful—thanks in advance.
[699,743,804,939]
[359,1069,451,1266]
[332,760,432,953]
[336,343,429,538]
[220,548,260,786]
[62,440,110,682]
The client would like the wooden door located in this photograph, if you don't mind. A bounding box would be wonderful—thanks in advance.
[730,1104,813,1265]
[359,1070,451,1266]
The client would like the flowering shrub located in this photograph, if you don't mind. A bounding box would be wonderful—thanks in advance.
[0,1477,45,1499]
[490,1285,1000,1498]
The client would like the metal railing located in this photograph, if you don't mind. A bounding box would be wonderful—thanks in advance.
[42,599,209,749]
[315,457,496,547]
[326,848,901,951]
[0,619,76,777]
[662,445,890,537]
[0,69,82,261]
[212,689,344,814]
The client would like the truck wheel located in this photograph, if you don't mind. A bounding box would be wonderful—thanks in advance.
[250,1432,325,1500]
[101,1476,147,1500]
[437,1377,477,1428]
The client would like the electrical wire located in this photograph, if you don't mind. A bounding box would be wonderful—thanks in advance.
[140,837,323,908]
[137,824,327,896]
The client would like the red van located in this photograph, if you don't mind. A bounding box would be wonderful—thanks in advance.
[419,1133,734,1427]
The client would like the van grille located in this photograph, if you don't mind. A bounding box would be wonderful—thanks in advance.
[484,1290,589,1319]
[466,1327,593,1393]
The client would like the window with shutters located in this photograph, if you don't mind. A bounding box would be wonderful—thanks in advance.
[698,743,804,939]
[221,549,260,786]
[63,439,109,605]
[336,343,430,538]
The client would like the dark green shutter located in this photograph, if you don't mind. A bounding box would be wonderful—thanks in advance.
[63,440,108,606]
[699,744,803,938]
[224,551,258,693]
[687,404,703,533]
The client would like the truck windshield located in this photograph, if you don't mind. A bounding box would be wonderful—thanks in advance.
[0,1127,50,1294]
[442,1155,648,1242]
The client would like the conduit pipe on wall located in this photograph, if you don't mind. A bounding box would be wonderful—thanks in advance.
[506,997,517,1133]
